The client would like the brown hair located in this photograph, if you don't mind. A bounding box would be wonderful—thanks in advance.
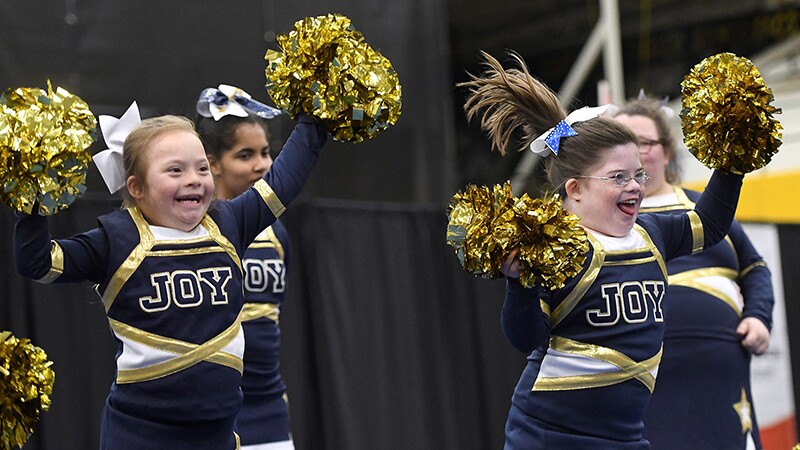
[121,115,198,207]
[458,51,637,193]
[612,97,681,184]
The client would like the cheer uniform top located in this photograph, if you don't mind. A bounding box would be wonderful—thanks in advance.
[237,220,294,448]
[501,171,742,450]
[13,115,326,450]
[640,187,773,450]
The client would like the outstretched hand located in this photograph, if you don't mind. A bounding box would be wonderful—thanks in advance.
[500,249,521,279]
[737,317,771,355]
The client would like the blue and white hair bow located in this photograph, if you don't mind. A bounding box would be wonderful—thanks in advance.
[529,105,610,156]
[93,101,141,193]
[196,84,284,121]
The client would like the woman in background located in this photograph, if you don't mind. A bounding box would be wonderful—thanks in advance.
[614,96,773,450]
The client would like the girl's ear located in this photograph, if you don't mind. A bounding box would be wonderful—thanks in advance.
[207,154,222,178]
[564,178,581,202]
[126,175,144,201]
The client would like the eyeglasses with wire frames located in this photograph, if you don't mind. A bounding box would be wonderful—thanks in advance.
[637,137,663,153]
[576,170,651,187]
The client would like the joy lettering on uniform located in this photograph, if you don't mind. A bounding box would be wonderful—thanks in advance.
[243,259,286,293]
[138,267,233,312]
[586,281,665,326]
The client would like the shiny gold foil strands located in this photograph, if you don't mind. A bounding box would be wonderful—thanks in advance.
[680,52,782,174]
[0,83,96,215]
[0,331,55,450]
[447,184,588,290]
[446,182,517,280]
[265,13,402,143]
[515,193,588,290]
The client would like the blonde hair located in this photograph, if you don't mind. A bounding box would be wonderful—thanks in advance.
[458,51,637,193]
[121,115,198,207]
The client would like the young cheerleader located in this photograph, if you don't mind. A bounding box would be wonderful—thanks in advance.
[459,52,745,449]
[13,102,327,450]
[614,96,773,449]
[195,85,296,449]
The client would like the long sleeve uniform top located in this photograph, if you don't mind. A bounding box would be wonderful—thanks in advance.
[500,170,743,443]
[13,115,326,425]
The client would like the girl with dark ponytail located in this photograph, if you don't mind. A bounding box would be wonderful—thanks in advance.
[458,51,746,449]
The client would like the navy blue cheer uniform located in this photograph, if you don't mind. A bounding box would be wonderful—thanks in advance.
[13,115,326,450]
[640,186,773,450]
[501,171,742,449]
[237,220,294,448]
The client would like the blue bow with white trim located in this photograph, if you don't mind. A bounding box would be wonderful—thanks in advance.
[544,120,577,156]
[196,84,284,121]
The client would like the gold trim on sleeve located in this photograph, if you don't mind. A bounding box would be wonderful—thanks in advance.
[253,179,286,218]
[687,210,704,254]
[35,241,64,284]
[740,261,767,279]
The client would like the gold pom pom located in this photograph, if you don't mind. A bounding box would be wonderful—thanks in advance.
[447,184,588,290]
[515,193,588,290]
[446,182,517,279]
[0,82,97,215]
[0,331,55,450]
[680,52,782,174]
[265,13,402,143]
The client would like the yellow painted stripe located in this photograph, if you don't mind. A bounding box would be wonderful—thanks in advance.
[684,170,800,224]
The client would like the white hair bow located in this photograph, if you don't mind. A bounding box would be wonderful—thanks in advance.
[93,102,141,193]
[196,84,284,121]
[529,105,610,156]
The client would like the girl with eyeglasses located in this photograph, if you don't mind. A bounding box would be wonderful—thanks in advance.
[614,97,773,450]
[459,51,746,449]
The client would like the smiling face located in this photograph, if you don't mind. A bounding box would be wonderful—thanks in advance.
[564,142,645,237]
[126,130,214,231]
[208,122,272,200]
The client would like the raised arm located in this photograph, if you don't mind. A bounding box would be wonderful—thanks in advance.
[14,211,108,284]
[693,170,743,249]
[230,113,327,246]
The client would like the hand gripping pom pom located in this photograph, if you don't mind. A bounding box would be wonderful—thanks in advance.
[0,331,55,450]
[0,83,97,215]
[446,183,588,290]
[264,13,402,143]
[680,53,782,174]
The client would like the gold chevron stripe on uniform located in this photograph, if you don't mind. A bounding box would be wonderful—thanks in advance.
[109,310,244,384]
[35,241,64,284]
[253,179,286,218]
[532,336,662,392]
[242,302,280,324]
[101,208,241,311]
[249,226,284,259]
[550,226,666,327]
[669,267,742,315]
[550,240,603,328]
